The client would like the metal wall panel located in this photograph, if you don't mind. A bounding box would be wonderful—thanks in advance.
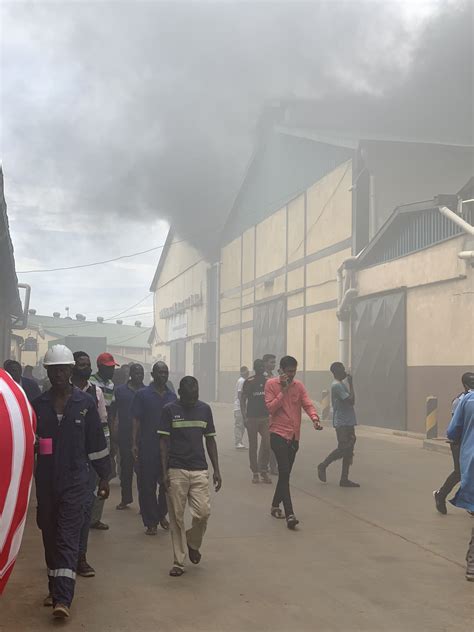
[351,291,406,429]
[253,298,287,365]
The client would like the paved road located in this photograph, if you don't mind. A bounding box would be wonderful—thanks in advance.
[1,403,473,631]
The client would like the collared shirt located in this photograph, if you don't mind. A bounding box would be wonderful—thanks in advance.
[131,384,177,448]
[33,386,111,491]
[331,380,357,428]
[264,377,318,441]
[447,390,474,512]
[158,399,216,471]
[90,373,115,409]
[81,381,108,437]
[115,382,145,444]
[242,374,268,418]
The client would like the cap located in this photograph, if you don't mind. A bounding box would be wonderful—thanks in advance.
[97,352,119,367]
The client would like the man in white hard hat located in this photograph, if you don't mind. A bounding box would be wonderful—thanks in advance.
[33,345,111,619]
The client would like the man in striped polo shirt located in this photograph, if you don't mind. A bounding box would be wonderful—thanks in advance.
[89,352,118,530]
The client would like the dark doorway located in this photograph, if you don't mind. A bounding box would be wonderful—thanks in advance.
[170,339,186,389]
[253,297,287,366]
[193,341,216,402]
[351,291,406,430]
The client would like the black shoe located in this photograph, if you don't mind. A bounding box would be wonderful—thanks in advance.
[317,464,327,483]
[90,521,109,530]
[433,490,447,515]
[77,554,95,577]
[287,515,299,530]
[340,480,360,488]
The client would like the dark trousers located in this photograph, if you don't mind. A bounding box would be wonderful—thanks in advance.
[137,446,167,528]
[438,442,461,501]
[37,483,87,607]
[270,433,299,517]
[119,441,135,505]
[322,426,357,480]
[247,417,271,474]
[78,466,96,556]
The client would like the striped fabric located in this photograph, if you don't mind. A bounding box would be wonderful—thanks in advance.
[0,369,36,594]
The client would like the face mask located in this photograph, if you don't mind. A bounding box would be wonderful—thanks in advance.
[73,366,92,380]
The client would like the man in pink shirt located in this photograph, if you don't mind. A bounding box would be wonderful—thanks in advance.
[264,355,322,529]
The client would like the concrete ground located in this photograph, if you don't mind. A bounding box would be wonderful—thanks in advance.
[1,403,473,632]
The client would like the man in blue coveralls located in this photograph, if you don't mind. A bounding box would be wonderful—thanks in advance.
[446,388,474,581]
[132,361,177,535]
[34,345,111,619]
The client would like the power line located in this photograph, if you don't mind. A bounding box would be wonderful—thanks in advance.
[16,240,185,274]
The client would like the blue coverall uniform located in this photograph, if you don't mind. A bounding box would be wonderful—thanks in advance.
[34,387,111,607]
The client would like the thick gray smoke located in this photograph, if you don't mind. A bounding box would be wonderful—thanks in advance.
[1,1,472,257]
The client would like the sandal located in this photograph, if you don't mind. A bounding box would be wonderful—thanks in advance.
[270,507,285,519]
[169,566,184,577]
[188,545,202,565]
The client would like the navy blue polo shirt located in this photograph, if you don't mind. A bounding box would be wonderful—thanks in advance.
[158,400,216,471]
[115,382,145,444]
[131,384,177,447]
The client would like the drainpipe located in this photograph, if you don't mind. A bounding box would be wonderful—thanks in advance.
[438,206,474,237]
[336,258,359,367]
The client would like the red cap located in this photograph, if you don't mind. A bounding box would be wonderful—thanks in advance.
[97,352,119,367]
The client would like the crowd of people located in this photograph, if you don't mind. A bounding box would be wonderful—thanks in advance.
[1,346,473,619]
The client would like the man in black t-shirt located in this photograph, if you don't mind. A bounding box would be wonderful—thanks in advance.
[241,359,271,484]
[159,376,222,577]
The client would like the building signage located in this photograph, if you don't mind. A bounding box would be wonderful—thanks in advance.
[159,293,202,319]
[168,312,188,341]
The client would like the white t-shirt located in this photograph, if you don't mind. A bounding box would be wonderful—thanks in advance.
[234,376,245,412]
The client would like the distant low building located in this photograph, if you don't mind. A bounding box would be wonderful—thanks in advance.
[13,312,154,372]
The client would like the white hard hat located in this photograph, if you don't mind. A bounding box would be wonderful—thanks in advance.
[43,344,75,367]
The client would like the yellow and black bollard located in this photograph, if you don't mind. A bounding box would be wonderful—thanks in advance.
[321,389,330,421]
[426,396,438,439]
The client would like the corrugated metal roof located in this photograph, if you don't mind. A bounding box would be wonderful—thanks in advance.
[26,314,151,349]
[221,131,353,245]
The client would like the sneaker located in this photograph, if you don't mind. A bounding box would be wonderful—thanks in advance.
[317,463,327,483]
[235,443,247,450]
[260,472,273,484]
[433,490,447,515]
[90,521,109,530]
[77,554,95,578]
[287,515,299,530]
[53,603,70,619]
[340,480,360,488]
[43,593,53,607]
[252,474,260,484]
[145,526,157,536]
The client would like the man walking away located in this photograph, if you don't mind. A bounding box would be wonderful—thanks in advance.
[159,376,222,577]
[71,351,108,578]
[446,389,474,580]
[114,364,145,510]
[433,372,474,514]
[4,359,41,403]
[34,345,110,619]
[318,362,359,488]
[233,366,249,449]
[89,352,118,529]
[241,359,272,484]
[132,361,176,535]
[263,354,278,475]
[265,356,321,529]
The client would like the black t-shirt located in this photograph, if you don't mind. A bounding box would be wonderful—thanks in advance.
[242,374,268,418]
[158,400,216,471]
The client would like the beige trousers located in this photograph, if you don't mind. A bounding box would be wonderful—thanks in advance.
[166,468,211,569]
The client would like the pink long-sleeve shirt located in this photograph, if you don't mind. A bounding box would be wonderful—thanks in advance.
[264,377,319,441]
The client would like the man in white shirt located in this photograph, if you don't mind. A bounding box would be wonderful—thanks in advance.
[234,366,249,449]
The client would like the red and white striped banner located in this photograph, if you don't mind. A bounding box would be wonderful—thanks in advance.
[0,368,36,594]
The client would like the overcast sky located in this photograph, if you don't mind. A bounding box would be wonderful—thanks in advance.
[0,0,459,327]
